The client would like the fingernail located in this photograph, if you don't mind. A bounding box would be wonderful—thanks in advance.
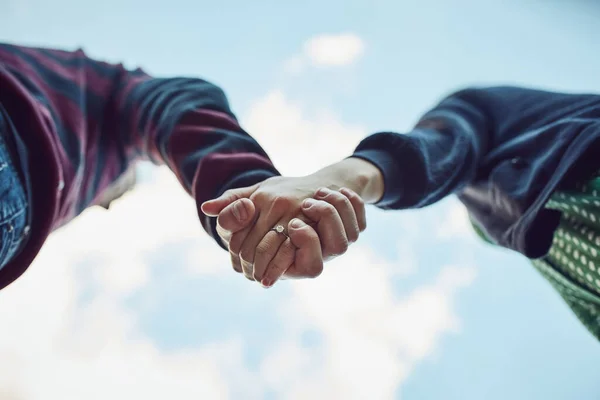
[233,201,247,222]
[290,218,303,229]
[261,278,272,287]
[316,188,328,197]
[302,198,316,209]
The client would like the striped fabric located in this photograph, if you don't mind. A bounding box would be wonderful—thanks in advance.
[0,42,280,289]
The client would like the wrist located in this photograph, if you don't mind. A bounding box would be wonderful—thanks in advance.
[315,157,384,204]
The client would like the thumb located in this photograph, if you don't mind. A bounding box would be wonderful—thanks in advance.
[201,184,257,217]
[286,218,324,279]
[217,198,256,233]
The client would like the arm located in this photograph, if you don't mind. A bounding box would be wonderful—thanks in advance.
[199,88,497,282]
[348,86,593,210]
[350,88,493,210]
[0,43,279,247]
[119,75,280,247]
[202,85,599,285]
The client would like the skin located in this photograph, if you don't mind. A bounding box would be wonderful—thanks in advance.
[202,157,385,287]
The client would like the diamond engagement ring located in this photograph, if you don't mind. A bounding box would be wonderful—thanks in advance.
[271,224,289,238]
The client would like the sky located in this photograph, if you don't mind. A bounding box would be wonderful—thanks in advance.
[1,0,600,399]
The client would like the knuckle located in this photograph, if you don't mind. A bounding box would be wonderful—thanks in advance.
[322,189,343,203]
[216,215,228,229]
[269,260,285,274]
[232,263,243,273]
[254,242,270,258]
[279,241,296,258]
[281,245,296,264]
[239,248,254,265]
[332,192,352,207]
[353,196,366,211]
[271,195,293,212]
[321,202,337,217]
[251,190,270,204]
[242,264,254,280]
[228,235,243,253]
[252,269,262,282]
[342,191,353,202]
[266,259,286,279]
[347,228,360,243]
[344,188,361,201]
[267,244,294,275]
[332,239,349,256]
[341,187,357,197]
[341,188,365,211]
[354,193,365,205]
[254,257,270,279]
[230,253,243,274]
[308,262,324,278]
[339,241,349,254]
[217,212,236,231]
[254,241,273,261]
[223,189,238,202]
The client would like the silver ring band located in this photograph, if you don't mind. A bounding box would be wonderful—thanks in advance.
[271,224,289,238]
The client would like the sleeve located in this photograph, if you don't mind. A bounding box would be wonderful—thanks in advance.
[0,43,279,248]
[119,77,281,248]
[351,88,492,209]
[350,86,584,210]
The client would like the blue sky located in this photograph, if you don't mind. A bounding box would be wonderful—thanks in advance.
[1,0,600,399]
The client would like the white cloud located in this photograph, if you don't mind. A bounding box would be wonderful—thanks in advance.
[260,245,476,400]
[0,169,245,399]
[283,33,366,74]
[304,33,366,67]
[282,55,306,75]
[436,199,477,240]
[243,90,366,176]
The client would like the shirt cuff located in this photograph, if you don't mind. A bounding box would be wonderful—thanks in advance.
[350,132,407,209]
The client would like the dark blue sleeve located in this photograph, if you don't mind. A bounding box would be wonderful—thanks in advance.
[351,86,599,210]
[351,88,492,209]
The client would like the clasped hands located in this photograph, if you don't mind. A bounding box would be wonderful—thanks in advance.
[201,158,382,288]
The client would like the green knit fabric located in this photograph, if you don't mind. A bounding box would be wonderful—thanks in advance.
[535,176,600,340]
[472,174,600,340]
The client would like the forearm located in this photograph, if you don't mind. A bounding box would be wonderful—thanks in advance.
[311,157,385,204]
[304,118,486,209]
[136,81,280,244]
[42,47,280,244]
[48,49,279,202]
[0,43,279,251]
[345,90,494,210]
[0,43,150,210]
